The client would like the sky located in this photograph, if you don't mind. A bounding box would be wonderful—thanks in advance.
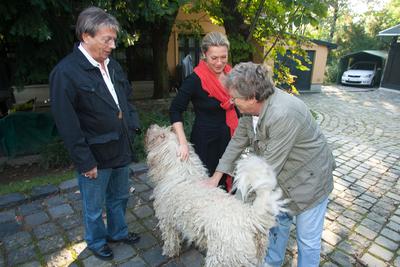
[348,0,390,15]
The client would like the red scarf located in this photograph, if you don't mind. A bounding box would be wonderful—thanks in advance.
[194,60,238,192]
[194,60,238,136]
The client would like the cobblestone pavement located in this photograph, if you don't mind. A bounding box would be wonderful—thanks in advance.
[0,85,399,267]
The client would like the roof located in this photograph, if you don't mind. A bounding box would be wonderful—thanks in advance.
[311,39,337,49]
[378,24,400,37]
[342,50,388,59]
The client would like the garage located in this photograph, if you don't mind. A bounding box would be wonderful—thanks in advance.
[378,24,400,91]
[338,50,387,87]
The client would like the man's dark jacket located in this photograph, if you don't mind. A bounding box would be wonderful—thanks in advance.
[50,44,140,173]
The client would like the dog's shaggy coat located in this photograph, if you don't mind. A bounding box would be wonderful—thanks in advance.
[145,124,286,267]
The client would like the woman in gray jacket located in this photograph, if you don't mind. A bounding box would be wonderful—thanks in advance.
[206,62,336,267]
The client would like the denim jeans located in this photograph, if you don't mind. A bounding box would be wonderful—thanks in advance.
[78,166,130,250]
[264,197,328,267]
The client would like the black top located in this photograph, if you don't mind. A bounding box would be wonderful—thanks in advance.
[169,73,231,176]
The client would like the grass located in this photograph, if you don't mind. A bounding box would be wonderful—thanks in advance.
[0,102,194,196]
[0,169,75,196]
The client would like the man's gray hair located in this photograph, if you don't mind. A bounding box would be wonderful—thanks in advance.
[225,62,275,101]
[75,6,120,41]
[201,32,230,54]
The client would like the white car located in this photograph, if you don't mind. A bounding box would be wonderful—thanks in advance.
[341,61,378,87]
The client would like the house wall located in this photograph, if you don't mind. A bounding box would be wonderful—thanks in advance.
[167,9,225,77]
[167,8,331,92]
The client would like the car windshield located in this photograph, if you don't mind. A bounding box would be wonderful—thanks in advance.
[350,62,375,70]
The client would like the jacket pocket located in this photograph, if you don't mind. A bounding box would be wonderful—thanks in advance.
[87,132,123,164]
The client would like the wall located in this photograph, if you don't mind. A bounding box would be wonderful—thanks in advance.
[167,9,225,76]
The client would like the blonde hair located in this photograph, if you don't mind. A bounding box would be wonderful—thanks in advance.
[201,32,230,54]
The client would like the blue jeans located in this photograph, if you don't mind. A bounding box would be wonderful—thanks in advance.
[78,166,130,250]
[264,197,328,267]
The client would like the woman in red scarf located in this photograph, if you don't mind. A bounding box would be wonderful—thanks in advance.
[169,32,238,191]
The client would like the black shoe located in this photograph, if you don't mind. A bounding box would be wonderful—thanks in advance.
[89,244,113,260]
[108,232,140,245]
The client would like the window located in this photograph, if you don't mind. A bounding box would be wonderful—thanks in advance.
[178,35,202,66]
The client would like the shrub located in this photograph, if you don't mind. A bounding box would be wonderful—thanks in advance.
[39,138,72,169]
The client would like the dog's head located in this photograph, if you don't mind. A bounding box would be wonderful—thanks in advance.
[145,124,173,152]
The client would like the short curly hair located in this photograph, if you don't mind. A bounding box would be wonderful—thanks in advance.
[225,62,275,101]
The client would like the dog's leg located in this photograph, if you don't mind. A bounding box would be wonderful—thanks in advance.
[159,222,181,257]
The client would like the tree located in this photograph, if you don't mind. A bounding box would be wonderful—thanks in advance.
[195,0,329,92]
[130,1,188,99]
[0,0,76,87]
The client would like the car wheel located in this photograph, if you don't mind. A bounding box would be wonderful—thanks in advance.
[369,77,375,87]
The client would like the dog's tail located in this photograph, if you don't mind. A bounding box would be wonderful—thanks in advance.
[233,155,288,219]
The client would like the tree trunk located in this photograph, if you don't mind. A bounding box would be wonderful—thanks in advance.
[151,10,179,99]
[221,0,252,63]
[329,1,339,42]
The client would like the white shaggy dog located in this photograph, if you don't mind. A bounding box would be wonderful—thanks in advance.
[145,124,286,267]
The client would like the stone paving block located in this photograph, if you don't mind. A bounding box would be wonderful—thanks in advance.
[59,178,78,192]
[337,240,359,256]
[381,227,400,242]
[31,184,58,200]
[375,235,399,251]
[366,212,388,225]
[37,235,65,254]
[18,201,43,216]
[33,222,59,240]
[360,218,383,232]
[360,253,386,267]
[57,214,81,230]
[0,209,15,223]
[179,248,204,267]
[118,256,147,267]
[71,241,88,258]
[134,183,151,193]
[0,220,22,239]
[66,226,84,243]
[134,232,158,250]
[7,244,37,266]
[128,220,147,234]
[348,233,371,252]
[139,191,153,203]
[368,243,394,261]
[48,203,74,219]
[355,225,378,240]
[0,193,27,209]
[321,241,335,255]
[163,258,186,267]
[44,248,75,267]
[19,261,41,267]
[44,195,66,207]
[343,209,364,221]
[142,216,159,231]
[322,229,341,246]
[387,221,400,233]
[390,215,400,224]
[64,190,81,202]
[110,243,137,262]
[25,211,49,227]
[336,215,357,229]
[142,245,169,266]
[133,204,154,219]
[321,262,339,267]
[330,250,356,267]
[394,256,400,267]
[82,255,113,267]
[130,162,148,174]
[3,231,32,251]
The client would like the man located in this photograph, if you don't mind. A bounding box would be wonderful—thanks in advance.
[206,62,336,266]
[50,7,141,260]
